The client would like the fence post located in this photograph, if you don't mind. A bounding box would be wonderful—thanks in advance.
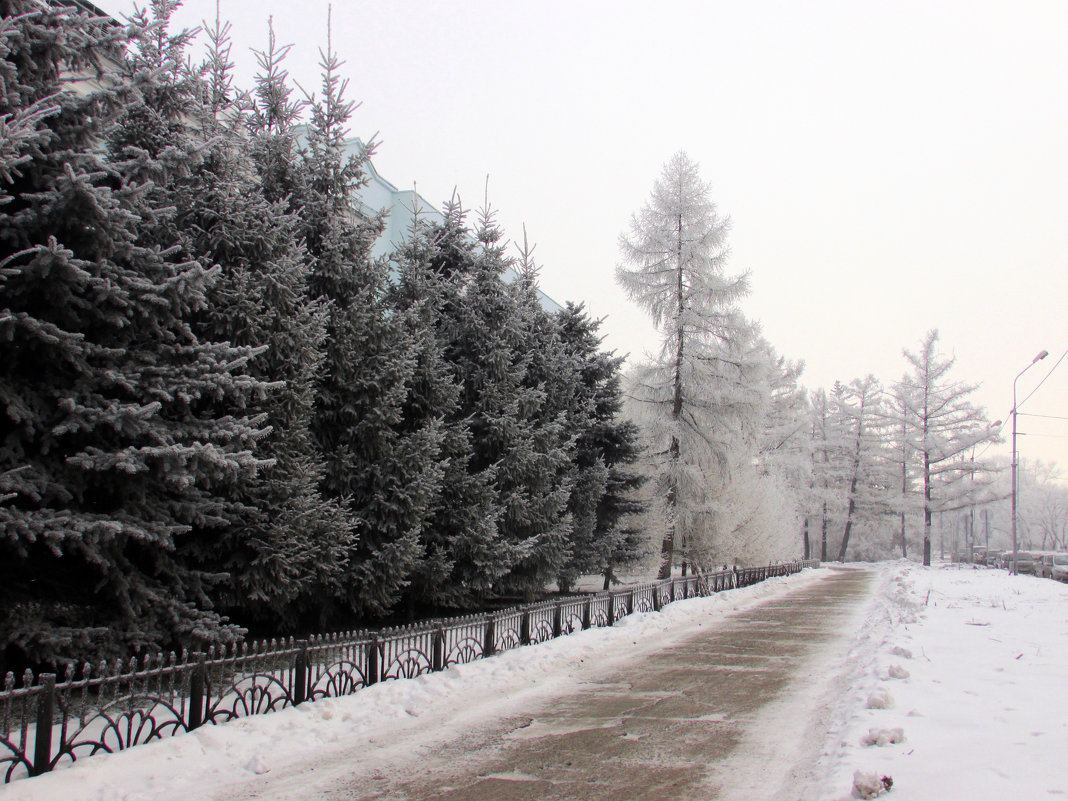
[294,640,308,705]
[31,673,55,777]
[520,611,531,646]
[187,654,207,731]
[552,604,563,638]
[366,636,380,686]
[432,628,445,672]
[582,598,591,630]
[484,616,497,657]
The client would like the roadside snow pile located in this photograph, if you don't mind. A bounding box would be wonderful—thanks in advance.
[852,771,893,798]
[818,560,1068,801]
[860,727,905,747]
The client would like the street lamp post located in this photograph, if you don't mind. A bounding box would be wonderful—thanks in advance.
[1011,349,1048,575]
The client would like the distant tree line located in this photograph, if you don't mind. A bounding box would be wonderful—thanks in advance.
[0,1,644,668]
[615,154,1005,577]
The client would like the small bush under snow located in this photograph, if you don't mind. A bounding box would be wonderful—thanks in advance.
[887,664,910,679]
[852,770,893,798]
[861,727,906,747]
[866,688,895,709]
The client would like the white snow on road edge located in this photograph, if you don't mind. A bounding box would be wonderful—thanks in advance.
[812,560,1068,801]
[0,569,826,801]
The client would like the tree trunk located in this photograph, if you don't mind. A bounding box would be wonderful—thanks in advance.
[802,517,810,560]
[838,496,857,562]
[923,450,932,566]
[658,435,680,579]
[659,214,686,581]
[820,501,828,561]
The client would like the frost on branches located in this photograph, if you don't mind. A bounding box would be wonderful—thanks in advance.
[617,152,797,574]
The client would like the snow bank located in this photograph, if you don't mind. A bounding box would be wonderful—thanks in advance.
[815,561,1068,801]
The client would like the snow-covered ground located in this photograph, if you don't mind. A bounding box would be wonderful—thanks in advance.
[2,562,1064,801]
[812,561,1068,801]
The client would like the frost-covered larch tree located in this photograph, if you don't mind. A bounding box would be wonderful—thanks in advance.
[0,1,270,664]
[895,330,1001,566]
[833,375,895,561]
[806,388,851,561]
[617,152,765,576]
[755,347,811,557]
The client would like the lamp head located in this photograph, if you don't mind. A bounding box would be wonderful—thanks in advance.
[1035,350,1049,362]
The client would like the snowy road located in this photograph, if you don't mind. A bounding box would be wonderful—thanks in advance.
[213,567,875,801]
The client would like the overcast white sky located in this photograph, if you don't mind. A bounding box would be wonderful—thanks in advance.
[98,0,1068,473]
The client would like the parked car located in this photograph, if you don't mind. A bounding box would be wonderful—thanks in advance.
[1038,553,1068,581]
[1051,554,1068,583]
[1036,553,1054,578]
[1033,551,1059,577]
[1008,551,1036,575]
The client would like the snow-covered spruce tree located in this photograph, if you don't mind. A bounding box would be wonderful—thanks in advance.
[469,210,575,600]
[384,204,500,612]
[894,330,1001,566]
[143,12,351,628]
[554,302,646,592]
[0,1,271,664]
[296,35,443,622]
[617,152,765,576]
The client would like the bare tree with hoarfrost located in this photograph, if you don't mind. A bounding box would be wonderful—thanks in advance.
[834,376,895,561]
[895,330,1002,565]
[617,152,766,576]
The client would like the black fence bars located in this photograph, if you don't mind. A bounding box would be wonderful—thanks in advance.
[0,559,819,784]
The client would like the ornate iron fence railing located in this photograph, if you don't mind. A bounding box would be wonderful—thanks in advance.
[1,559,819,784]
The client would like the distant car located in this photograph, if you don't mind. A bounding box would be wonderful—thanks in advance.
[1033,551,1057,578]
[1037,553,1054,578]
[995,550,1014,570]
[1008,551,1036,575]
[1039,553,1068,581]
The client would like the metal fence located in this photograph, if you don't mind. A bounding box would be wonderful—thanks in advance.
[0,559,818,784]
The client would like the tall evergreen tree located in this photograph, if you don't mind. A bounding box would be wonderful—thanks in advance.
[153,11,350,627]
[554,302,646,592]
[495,233,576,597]
[385,205,501,611]
[296,32,442,620]
[0,1,268,664]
